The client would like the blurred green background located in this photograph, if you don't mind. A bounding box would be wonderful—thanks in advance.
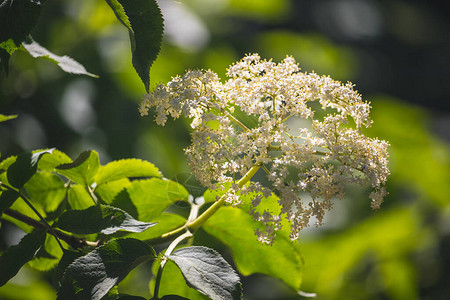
[1,0,449,299]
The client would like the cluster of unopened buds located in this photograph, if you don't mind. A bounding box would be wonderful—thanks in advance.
[140,54,390,244]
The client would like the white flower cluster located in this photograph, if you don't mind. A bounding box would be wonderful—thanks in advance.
[140,54,390,243]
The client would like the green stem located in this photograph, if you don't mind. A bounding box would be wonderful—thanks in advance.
[187,164,260,231]
[153,230,193,299]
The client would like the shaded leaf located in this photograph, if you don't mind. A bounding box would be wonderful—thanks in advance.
[57,238,156,300]
[160,295,190,300]
[7,149,53,189]
[22,38,98,77]
[56,150,100,186]
[150,259,208,300]
[0,229,47,286]
[0,114,17,122]
[56,204,156,235]
[95,158,161,186]
[168,246,242,300]
[105,0,164,91]
[203,207,304,291]
[0,0,45,51]
[117,296,147,300]
[0,189,18,214]
[55,250,84,285]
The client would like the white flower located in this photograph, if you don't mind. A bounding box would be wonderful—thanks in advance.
[140,54,390,243]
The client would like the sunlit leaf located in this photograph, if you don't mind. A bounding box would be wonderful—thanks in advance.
[0,229,47,286]
[105,0,164,91]
[126,179,189,222]
[56,150,100,186]
[0,114,17,122]
[95,158,161,186]
[22,38,98,77]
[127,213,186,241]
[203,207,304,291]
[28,235,63,271]
[24,172,66,212]
[67,184,94,210]
[57,238,156,300]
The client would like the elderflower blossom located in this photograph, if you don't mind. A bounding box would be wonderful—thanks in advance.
[140,54,390,244]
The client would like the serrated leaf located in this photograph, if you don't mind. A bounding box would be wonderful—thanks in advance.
[57,238,156,300]
[56,204,156,235]
[55,250,84,284]
[0,190,18,214]
[203,207,304,291]
[95,158,161,186]
[56,150,100,186]
[0,0,45,50]
[24,172,66,212]
[126,179,189,222]
[0,229,47,286]
[7,149,54,189]
[150,259,208,300]
[22,38,98,77]
[105,0,164,91]
[37,149,72,171]
[28,235,63,271]
[68,184,94,209]
[0,114,17,122]
[127,213,186,241]
[168,246,242,300]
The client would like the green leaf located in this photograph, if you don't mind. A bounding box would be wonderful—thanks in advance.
[203,207,304,291]
[7,149,53,189]
[55,250,84,284]
[24,172,66,212]
[56,204,156,235]
[95,178,131,204]
[0,47,10,73]
[160,295,190,300]
[0,0,46,51]
[127,213,186,241]
[56,150,100,186]
[22,38,98,77]
[0,229,47,286]
[126,179,189,222]
[28,235,63,271]
[117,296,147,300]
[57,238,156,300]
[0,114,17,122]
[105,0,164,91]
[168,246,242,300]
[95,158,161,186]
[68,184,94,210]
[0,190,18,214]
[150,259,208,300]
[37,149,73,171]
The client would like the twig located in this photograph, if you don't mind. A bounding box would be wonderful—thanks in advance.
[2,208,97,250]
